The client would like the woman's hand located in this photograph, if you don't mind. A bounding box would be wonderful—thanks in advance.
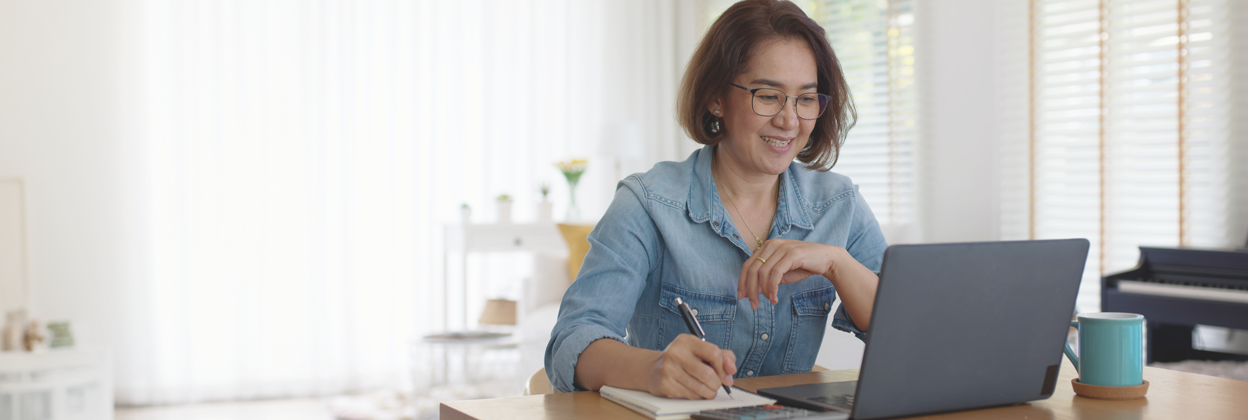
[645,334,737,399]
[737,239,844,310]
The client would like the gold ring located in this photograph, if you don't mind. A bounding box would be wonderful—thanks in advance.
[756,256,766,263]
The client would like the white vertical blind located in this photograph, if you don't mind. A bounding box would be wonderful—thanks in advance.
[127,0,694,405]
[997,0,1243,313]
[812,0,918,233]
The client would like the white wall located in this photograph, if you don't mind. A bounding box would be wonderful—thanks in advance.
[916,0,1000,244]
[0,0,146,360]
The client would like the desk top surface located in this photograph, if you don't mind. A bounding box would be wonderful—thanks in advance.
[441,358,1248,420]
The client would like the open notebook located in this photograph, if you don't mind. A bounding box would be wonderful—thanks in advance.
[599,385,775,420]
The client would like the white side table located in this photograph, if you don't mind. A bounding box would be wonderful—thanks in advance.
[442,223,566,331]
[0,349,112,420]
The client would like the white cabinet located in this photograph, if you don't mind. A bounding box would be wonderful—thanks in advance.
[0,349,112,420]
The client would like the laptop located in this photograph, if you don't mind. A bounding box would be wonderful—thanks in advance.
[758,239,1090,419]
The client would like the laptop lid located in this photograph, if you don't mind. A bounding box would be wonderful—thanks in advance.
[759,240,1087,419]
[849,239,1088,419]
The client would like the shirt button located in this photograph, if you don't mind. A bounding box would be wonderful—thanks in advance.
[733,233,739,239]
[713,221,719,227]
[761,333,769,341]
[690,308,698,317]
[746,370,755,377]
[824,303,831,311]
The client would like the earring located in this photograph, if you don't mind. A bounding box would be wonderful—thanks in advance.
[709,118,722,134]
[714,110,721,116]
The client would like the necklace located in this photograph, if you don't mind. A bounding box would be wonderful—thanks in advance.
[712,155,767,252]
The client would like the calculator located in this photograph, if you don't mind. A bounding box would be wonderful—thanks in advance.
[691,404,849,420]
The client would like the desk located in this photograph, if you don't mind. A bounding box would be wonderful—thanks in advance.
[440,358,1248,419]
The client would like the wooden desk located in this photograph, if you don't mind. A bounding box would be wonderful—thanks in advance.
[441,358,1248,419]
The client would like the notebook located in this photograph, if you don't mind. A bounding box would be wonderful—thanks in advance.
[599,385,775,420]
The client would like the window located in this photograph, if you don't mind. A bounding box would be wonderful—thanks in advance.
[811,0,919,235]
[998,0,1247,312]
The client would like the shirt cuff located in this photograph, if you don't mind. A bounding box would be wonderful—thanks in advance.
[830,302,867,342]
[546,324,628,393]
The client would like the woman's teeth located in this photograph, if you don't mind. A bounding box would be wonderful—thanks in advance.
[763,136,791,147]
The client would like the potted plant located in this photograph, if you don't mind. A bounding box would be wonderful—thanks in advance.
[460,203,472,224]
[496,194,513,224]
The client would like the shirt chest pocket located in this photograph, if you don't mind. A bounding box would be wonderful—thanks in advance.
[658,284,737,348]
[783,286,835,373]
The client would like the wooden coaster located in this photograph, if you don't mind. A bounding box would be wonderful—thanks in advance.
[1071,379,1149,400]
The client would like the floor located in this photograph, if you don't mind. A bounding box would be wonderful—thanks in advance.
[115,399,335,420]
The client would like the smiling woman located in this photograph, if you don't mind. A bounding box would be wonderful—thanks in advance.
[545,0,887,399]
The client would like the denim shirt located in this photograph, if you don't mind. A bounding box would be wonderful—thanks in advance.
[544,145,888,393]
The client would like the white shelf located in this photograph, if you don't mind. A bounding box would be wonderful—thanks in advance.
[0,348,113,420]
[441,223,566,331]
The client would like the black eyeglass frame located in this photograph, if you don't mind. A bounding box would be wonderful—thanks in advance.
[728,82,831,120]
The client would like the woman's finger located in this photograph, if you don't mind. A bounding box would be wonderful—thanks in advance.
[741,254,761,309]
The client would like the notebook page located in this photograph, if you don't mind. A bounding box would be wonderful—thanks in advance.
[599,385,774,416]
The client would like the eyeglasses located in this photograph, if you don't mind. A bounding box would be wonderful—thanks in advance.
[729,82,830,120]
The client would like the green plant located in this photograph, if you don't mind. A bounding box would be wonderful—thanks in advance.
[540,183,551,200]
[496,194,512,201]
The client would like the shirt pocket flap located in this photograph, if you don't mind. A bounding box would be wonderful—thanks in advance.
[792,286,835,317]
[659,284,737,323]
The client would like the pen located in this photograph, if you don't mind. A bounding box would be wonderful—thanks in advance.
[674,297,734,399]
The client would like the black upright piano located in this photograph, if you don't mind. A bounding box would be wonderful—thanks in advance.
[1102,247,1248,363]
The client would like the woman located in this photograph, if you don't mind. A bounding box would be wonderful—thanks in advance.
[545,0,886,398]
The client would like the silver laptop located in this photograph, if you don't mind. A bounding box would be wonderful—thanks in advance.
[758,239,1089,419]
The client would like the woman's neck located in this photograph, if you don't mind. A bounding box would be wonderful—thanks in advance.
[712,147,780,204]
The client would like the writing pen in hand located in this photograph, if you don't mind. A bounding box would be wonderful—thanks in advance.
[674,297,734,399]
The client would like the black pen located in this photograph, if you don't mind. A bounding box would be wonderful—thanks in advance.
[674,297,733,399]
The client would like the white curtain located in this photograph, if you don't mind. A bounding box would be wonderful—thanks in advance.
[119,0,698,405]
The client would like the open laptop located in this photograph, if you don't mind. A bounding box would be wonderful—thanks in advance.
[758,239,1089,419]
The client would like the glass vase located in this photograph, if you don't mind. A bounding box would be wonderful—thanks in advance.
[566,180,581,221]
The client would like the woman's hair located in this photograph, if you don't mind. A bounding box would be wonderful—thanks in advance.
[677,0,855,170]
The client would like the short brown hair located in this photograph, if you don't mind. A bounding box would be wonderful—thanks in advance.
[677,0,855,170]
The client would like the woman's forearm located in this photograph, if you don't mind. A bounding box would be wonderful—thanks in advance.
[826,248,880,331]
[574,338,660,391]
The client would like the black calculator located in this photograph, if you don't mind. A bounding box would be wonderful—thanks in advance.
[691,404,849,420]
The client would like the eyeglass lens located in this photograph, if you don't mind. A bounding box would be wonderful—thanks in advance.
[751,88,828,120]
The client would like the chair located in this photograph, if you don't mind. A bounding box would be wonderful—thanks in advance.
[525,367,553,395]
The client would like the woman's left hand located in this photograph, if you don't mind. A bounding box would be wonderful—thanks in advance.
[737,239,845,310]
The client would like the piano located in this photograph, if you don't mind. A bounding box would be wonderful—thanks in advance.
[1102,246,1248,363]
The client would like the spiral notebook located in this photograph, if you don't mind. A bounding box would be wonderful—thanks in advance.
[599,385,775,420]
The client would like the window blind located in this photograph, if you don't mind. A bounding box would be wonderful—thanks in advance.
[998,0,1243,313]
[810,0,918,231]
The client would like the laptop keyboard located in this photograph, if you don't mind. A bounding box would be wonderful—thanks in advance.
[692,405,848,420]
[807,394,855,410]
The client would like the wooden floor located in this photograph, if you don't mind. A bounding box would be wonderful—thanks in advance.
[116,398,334,420]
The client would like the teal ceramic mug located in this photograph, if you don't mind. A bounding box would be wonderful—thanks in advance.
[1063,312,1144,387]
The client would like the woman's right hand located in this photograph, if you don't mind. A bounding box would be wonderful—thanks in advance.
[645,334,737,399]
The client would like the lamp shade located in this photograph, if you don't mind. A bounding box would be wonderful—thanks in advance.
[477,299,517,326]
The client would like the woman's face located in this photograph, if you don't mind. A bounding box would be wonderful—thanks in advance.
[713,38,818,177]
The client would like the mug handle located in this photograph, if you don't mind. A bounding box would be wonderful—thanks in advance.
[1063,321,1080,373]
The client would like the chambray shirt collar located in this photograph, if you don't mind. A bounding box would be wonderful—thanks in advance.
[686,146,815,240]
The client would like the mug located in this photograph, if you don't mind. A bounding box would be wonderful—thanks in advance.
[1063,312,1144,387]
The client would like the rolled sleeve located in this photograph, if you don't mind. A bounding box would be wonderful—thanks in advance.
[546,324,627,392]
[544,179,659,393]
[830,302,867,341]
